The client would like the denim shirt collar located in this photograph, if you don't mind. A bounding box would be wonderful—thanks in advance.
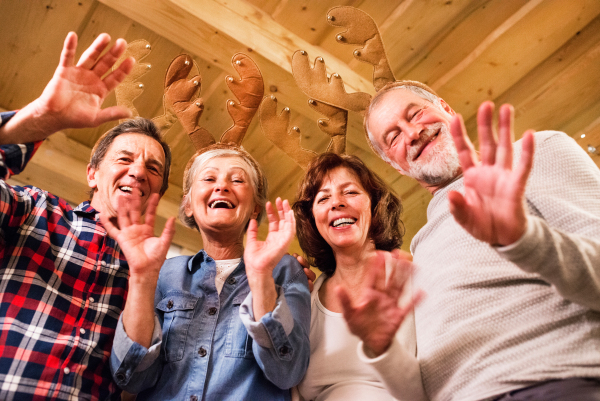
[187,249,245,276]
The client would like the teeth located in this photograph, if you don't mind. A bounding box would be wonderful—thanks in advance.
[209,200,234,209]
[332,218,356,227]
[120,186,132,193]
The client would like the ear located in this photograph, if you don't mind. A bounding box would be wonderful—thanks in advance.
[86,164,98,191]
[251,203,261,221]
[439,98,455,116]
[183,197,194,218]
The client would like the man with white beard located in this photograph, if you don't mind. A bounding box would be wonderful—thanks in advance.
[336,81,600,401]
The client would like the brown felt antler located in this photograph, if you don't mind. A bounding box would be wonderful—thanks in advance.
[113,40,152,122]
[291,50,371,114]
[220,54,264,145]
[259,96,318,170]
[327,6,395,92]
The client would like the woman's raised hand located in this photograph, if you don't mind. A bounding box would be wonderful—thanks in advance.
[244,198,296,319]
[336,250,423,356]
[244,197,296,278]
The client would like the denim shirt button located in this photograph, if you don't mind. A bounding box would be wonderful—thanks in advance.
[198,347,207,357]
[208,307,217,315]
[116,372,125,382]
[190,396,198,401]
[167,300,174,309]
[226,277,236,285]
[279,345,289,356]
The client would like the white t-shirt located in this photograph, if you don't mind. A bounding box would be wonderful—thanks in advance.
[214,258,241,294]
[297,274,396,401]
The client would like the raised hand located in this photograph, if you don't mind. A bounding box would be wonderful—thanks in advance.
[101,194,175,279]
[336,250,423,356]
[1,32,134,145]
[244,198,296,319]
[448,102,535,246]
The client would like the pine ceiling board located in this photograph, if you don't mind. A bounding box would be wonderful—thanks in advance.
[560,99,600,142]
[574,117,600,168]
[0,0,96,111]
[270,0,358,46]
[245,0,281,15]
[378,0,488,80]
[510,43,600,137]
[436,0,600,122]
[401,0,529,85]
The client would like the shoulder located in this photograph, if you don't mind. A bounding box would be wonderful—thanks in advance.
[272,254,308,288]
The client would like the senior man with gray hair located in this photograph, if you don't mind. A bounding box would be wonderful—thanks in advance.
[336,80,600,401]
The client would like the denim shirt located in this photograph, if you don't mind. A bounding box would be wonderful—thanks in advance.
[110,250,310,400]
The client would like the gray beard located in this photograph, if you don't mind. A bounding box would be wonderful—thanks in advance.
[394,123,461,186]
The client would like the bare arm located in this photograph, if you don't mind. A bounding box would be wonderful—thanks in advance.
[0,32,133,145]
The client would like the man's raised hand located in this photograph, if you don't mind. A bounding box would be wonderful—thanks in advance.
[0,32,134,144]
[448,102,535,246]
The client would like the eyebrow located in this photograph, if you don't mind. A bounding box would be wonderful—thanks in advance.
[116,150,164,172]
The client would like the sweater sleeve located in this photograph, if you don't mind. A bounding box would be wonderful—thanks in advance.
[496,131,600,311]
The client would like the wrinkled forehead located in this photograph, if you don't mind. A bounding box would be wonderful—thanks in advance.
[196,154,253,176]
[106,133,165,162]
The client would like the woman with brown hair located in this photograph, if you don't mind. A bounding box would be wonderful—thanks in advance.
[293,152,425,400]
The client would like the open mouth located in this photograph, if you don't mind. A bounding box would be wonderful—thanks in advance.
[119,186,144,196]
[209,199,234,209]
[331,217,357,228]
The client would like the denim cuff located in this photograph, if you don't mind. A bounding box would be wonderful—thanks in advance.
[112,313,162,385]
[240,284,294,359]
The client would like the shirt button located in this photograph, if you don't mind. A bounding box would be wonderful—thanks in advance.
[190,396,198,401]
[279,345,289,356]
[226,277,236,285]
[63,367,70,375]
[208,307,217,316]
[167,300,174,309]
[198,347,207,357]
[79,328,85,335]
[116,372,126,382]
[89,297,95,303]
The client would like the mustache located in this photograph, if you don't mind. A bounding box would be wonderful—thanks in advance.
[406,123,445,161]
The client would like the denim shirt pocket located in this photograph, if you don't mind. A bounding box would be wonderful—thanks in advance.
[156,292,199,363]
[225,291,254,359]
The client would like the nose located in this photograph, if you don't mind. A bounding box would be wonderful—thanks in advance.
[330,193,345,210]
[402,121,423,143]
[214,177,230,192]
[128,160,147,181]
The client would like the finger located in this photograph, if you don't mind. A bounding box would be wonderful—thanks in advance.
[144,193,160,229]
[385,262,404,301]
[94,106,133,127]
[246,219,258,244]
[128,195,142,224]
[59,32,78,67]
[477,101,497,165]
[158,217,176,253]
[297,254,310,270]
[102,56,134,92]
[76,33,111,70]
[100,210,120,239]
[117,196,133,229]
[366,251,386,292]
[335,286,355,319]
[93,38,128,78]
[448,190,470,228]
[496,104,515,169]
[450,113,478,171]
[275,197,285,221]
[265,201,279,233]
[282,199,296,236]
[304,267,316,281]
[514,130,535,192]
[398,289,426,317]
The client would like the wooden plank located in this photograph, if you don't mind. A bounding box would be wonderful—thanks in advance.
[0,0,96,110]
[437,0,600,121]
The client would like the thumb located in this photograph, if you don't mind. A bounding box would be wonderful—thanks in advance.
[448,190,469,227]
[159,217,176,251]
[335,285,354,318]
[246,219,258,244]
[94,106,133,126]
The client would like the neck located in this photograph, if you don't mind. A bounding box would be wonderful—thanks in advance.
[201,228,245,260]
[329,241,377,289]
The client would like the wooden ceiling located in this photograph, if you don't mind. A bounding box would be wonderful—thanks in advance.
[2,0,600,255]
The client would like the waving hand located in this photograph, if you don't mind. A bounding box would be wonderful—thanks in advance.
[448,102,535,246]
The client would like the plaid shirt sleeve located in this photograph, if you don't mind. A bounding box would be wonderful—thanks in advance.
[0,111,42,179]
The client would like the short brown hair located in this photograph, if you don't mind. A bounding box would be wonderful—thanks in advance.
[293,153,404,276]
[88,118,171,198]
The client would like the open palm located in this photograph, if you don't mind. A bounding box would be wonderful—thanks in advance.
[448,102,535,246]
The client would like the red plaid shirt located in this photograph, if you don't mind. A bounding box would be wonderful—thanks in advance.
[0,111,127,400]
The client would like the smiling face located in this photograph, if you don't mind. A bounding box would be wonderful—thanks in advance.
[367,88,461,191]
[86,133,166,218]
[312,167,372,254]
[184,156,260,238]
